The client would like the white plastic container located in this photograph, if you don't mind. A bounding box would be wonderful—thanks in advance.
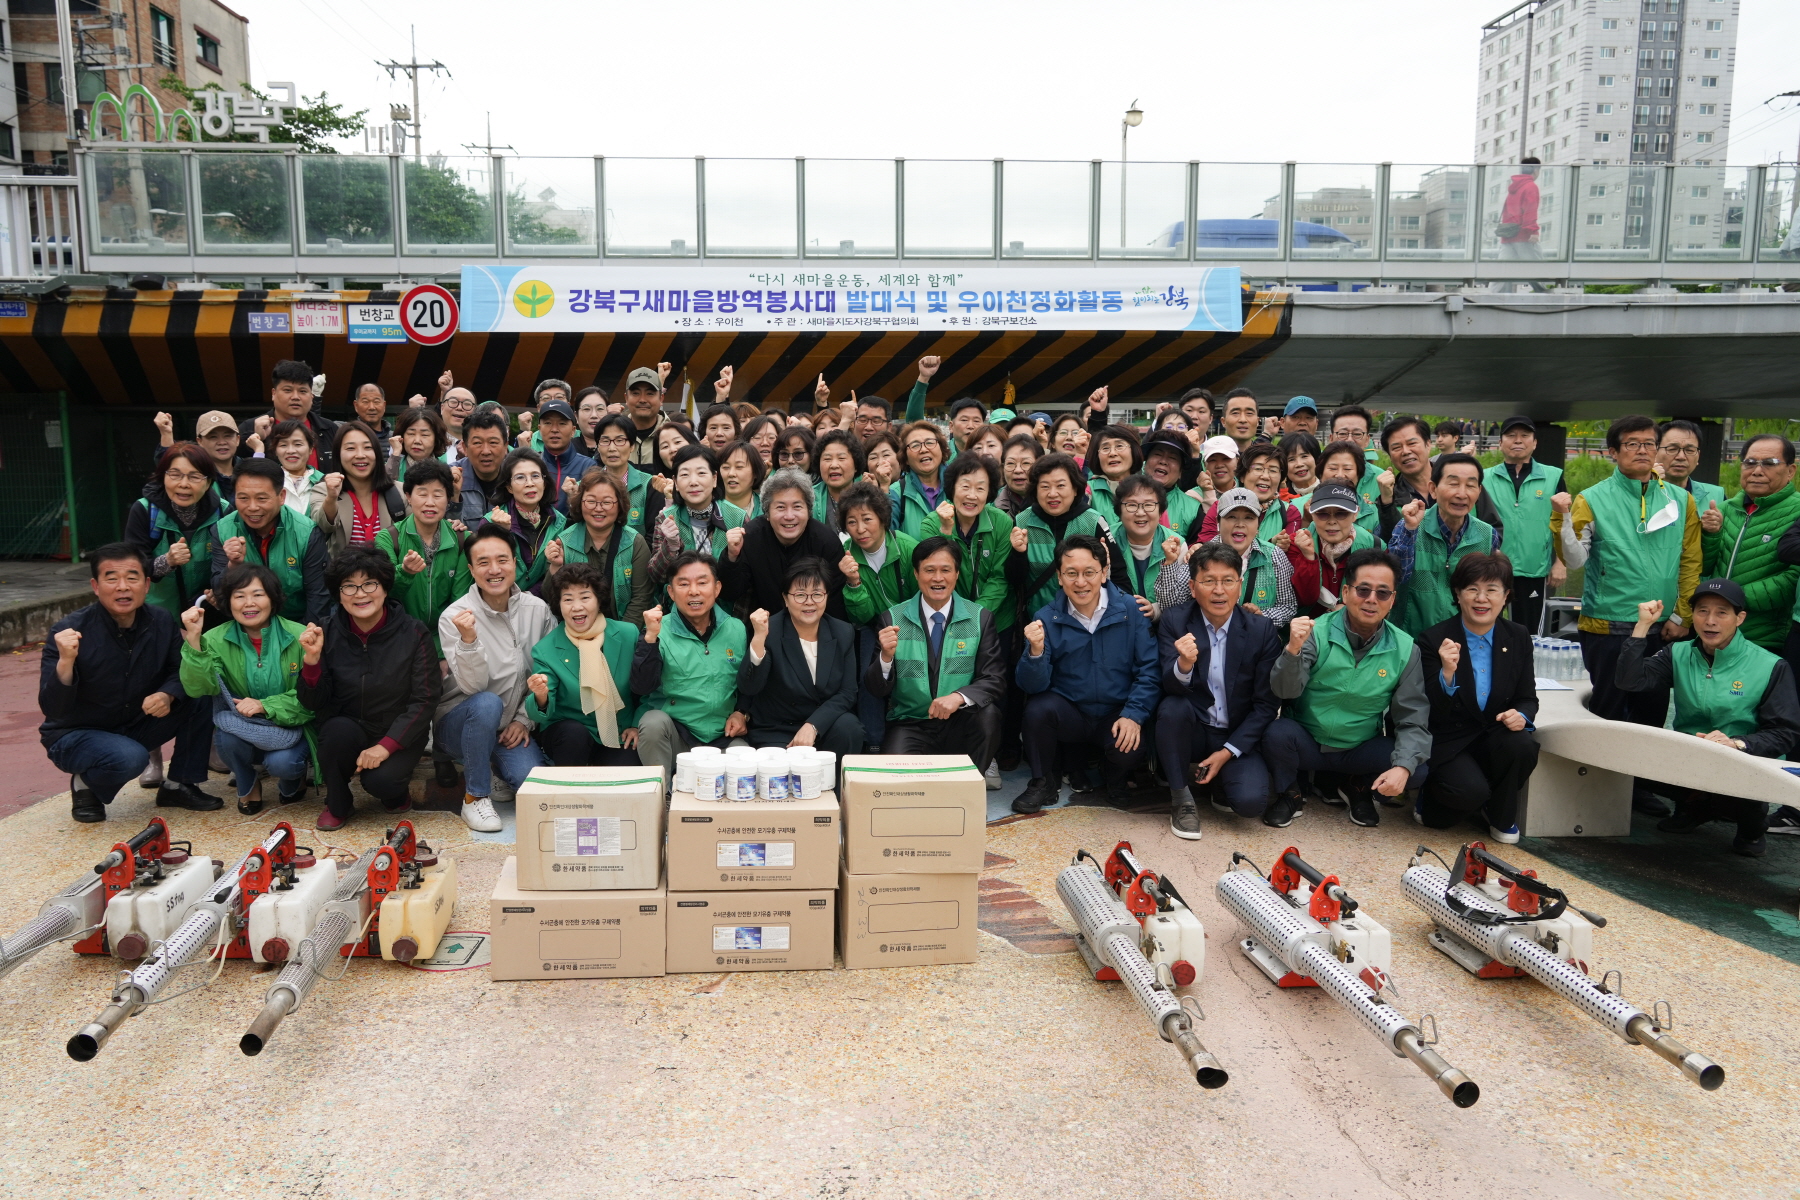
[792,749,834,799]
[246,857,340,963]
[724,749,759,802]
[786,747,811,796]
[673,752,695,795]
[690,756,725,801]
[104,852,221,960]
[757,748,790,800]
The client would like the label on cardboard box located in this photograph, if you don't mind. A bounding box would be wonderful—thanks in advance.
[716,841,794,868]
[713,924,790,951]
[665,889,835,973]
[553,816,622,857]
[667,791,838,890]
[514,769,664,891]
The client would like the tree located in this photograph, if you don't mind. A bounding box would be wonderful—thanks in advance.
[157,76,366,153]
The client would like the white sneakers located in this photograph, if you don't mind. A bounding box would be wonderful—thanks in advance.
[461,795,502,832]
[984,761,1002,791]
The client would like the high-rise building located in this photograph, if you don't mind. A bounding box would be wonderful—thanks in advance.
[1474,0,1738,169]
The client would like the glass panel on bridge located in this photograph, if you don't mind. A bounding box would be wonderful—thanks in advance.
[1573,164,1663,261]
[602,158,697,257]
[903,160,994,257]
[1665,166,1751,262]
[1480,163,1569,261]
[1290,165,1378,261]
[298,156,393,255]
[1098,160,1186,259]
[803,159,895,258]
[703,158,797,257]
[1193,162,1283,260]
[1001,160,1091,258]
[401,157,496,256]
[1759,166,1799,264]
[194,154,292,255]
[1386,165,1475,262]
[85,150,188,255]
[503,158,596,255]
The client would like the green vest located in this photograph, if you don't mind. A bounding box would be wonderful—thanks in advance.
[844,532,920,626]
[178,617,318,779]
[1014,506,1104,619]
[555,522,644,624]
[1289,608,1413,750]
[673,500,747,559]
[136,496,223,619]
[890,472,940,542]
[1165,487,1202,537]
[1257,500,1289,544]
[1087,475,1123,531]
[1687,479,1727,515]
[620,466,655,536]
[1671,635,1777,741]
[1237,539,1279,610]
[1580,471,1690,624]
[1483,460,1563,578]
[1352,463,1383,534]
[1395,506,1496,636]
[219,505,314,623]
[885,594,985,722]
[376,517,469,654]
[511,508,569,592]
[645,610,747,742]
[1117,540,1167,603]
[935,504,1016,631]
[524,619,643,738]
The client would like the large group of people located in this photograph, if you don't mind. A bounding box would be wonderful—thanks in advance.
[38,357,1800,856]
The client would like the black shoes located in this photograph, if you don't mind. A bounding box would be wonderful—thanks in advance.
[1657,809,1708,835]
[1734,833,1767,858]
[434,758,462,790]
[71,778,104,823]
[1632,791,1672,817]
[1263,789,1305,828]
[1011,777,1060,815]
[1344,780,1380,827]
[277,778,308,805]
[1170,799,1202,840]
[156,781,223,811]
[1313,772,1347,807]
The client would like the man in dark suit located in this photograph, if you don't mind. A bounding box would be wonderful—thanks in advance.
[1154,541,1283,838]
[1418,551,1540,843]
[737,557,865,757]
[864,536,1007,768]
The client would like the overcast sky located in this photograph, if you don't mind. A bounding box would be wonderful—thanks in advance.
[236,0,1800,167]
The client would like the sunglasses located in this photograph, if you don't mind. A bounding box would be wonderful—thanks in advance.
[1350,584,1395,602]
[1741,457,1785,469]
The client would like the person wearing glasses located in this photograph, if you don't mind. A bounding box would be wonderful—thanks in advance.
[736,558,865,759]
[1656,420,1726,514]
[891,422,952,540]
[1263,547,1431,830]
[1388,453,1501,638]
[1482,416,1568,635]
[545,470,653,628]
[1553,414,1703,816]
[1701,435,1800,654]
[438,384,477,462]
[590,412,661,536]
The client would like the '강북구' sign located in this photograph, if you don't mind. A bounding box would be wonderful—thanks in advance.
[460,266,1243,335]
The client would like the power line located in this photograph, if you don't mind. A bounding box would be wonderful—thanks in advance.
[377,25,450,162]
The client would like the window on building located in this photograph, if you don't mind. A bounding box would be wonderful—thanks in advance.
[1701,75,1718,87]
[1688,214,1707,226]
[1656,105,1672,124]
[1661,49,1678,68]
[1628,214,1647,237]
[1658,77,1674,96]
[196,30,220,70]
[151,8,176,67]
[1705,19,1722,30]
[1692,185,1711,197]
[1639,49,1655,69]
[1652,132,1671,153]
[1587,213,1606,225]
[1600,75,1616,87]
[1702,47,1720,59]
[1590,183,1609,196]
[1641,0,1656,10]
[1598,103,1615,114]
[1695,131,1712,143]
[1603,18,1619,29]
[1600,46,1616,58]
[44,63,63,106]
[1698,103,1715,114]
[1596,131,1613,143]
[1631,132,1648,152]
[1395,216,1420,229]
[12,64,26,106]
[1664,21,1679,38]
[1636,104,1651,122]
[0,124,14,161]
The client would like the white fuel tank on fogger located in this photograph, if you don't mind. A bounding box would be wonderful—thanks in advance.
[1054,843,1227,1089]
[1217,847,1480,1107]
[1403,842,1724,1091]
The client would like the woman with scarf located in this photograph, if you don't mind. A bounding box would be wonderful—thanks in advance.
[125,443,226,620]
[526,562,642,766]
[484,448,568,593]
[268,419,325,514]
[649,444,748,586]
[546,470,652,628]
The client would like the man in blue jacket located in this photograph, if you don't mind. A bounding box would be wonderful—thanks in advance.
[1154,541,1283,839]
[39,543,220,822]
[533,398,596,513]
[1012,534,1160,814]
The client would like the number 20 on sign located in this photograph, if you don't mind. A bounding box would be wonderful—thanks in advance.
[400,284,459,346]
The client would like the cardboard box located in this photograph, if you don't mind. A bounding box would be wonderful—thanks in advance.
[513,767,664,891]
[838,868,979,969]
[839,755,986,874]
[666,790,840,891]
[489,857,666,980]
[665,889,835,973]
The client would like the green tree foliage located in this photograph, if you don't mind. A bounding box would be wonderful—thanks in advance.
[505,187,580,246]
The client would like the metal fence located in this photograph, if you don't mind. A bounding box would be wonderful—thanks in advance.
[0,177,81,279]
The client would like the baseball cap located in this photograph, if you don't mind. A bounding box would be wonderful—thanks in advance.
[1216,487,1261,518]
[536,398,576,423]
[1201,435,1240,461]
[1689,578,1747,612]
[1500,414,1537,435]
[195,410,237,438]
[1141,431,1189,463]
[989,407,1016,423]
[1308,483,1360,513]
[1027,411,1052,424]
[1282,396,1319,416]
[624,366,662,390]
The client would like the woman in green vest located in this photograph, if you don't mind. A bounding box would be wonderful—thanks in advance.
[839,480,919,753]
[376,458,470,653]
[890,421,950,538]
[486,448,568,593]
[1391,454,1498,637]
[1109,476,1182,621]
[547,469,652,628]
[1007,452,1108,624]
[719,440,766,520]
[1289,481,1382,617]
[1619,582,1800,857]
[649,444,748,586]
[592,412,661,537]
[388,407,450,483]
[922,452,1015,629]
[525,562,643,766]
[1318,440,1381,535]
[176,563,315,815]
[1140,432,1205,540]
[1202,488,1296,630]
[124,443,226,619]
[810,429,865,532]
[1084,425,1143,532]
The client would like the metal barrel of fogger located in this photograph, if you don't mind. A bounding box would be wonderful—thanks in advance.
[1056,860,1229,1088]
[241,844,384,1055]
[1218,868,1479,1107]
[68,827,292,1062]
[1,823,167,978]
[1402,865,1723,1091]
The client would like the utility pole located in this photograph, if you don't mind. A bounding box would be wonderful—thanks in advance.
[377,26,449,162]
[461,113,514,157]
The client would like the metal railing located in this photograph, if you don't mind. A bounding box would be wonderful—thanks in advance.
[0,176,81,279]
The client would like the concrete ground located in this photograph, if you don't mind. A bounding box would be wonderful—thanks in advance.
[1,765,1795,1200]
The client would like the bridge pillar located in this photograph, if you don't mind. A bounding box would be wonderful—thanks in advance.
[1533,423,1566,471]
[1689,418,1724,487]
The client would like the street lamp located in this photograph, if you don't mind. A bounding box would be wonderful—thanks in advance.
[1121,101,1144,248]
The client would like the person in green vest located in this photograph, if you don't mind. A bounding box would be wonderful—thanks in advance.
[920,453,1014,627]
[1288,482,1384,617]
[891,421,951,539]
[1007,452,1110,625]
[863,536,1007,770]
[1321,427,1381,535]
[1482,416,1568,635]
[177,563,316,815]
[1265,547,1431,830]
[1699,434,1800,653]
[213,459,332,625]
[1553,413,1703,815]
[1391,453,1500,637]
[718,440,766,520]
[1107,476,1184,621]
[525,562,643,767]
[629,550,749,786]
[480,449,568,593]
[124,443,227,620]
[839,481,919,755]
[545,470,652,628]
[1619,580,1800,857]
[810,429,865,532]
[1140,432,1205,539]
[375,458,470,653]
[1657,419,1727,514]
[1160,488,1297,632]
[648,444,748,588]
[1084,425,1143,531]
[592,412,661,537]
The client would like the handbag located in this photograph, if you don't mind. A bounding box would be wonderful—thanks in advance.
[212,673,304,752]
[1495,222,1521,240]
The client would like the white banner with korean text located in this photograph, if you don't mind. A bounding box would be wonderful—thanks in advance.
[459,266,1243,334]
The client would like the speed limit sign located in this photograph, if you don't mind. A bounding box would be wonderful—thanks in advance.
[400,284,459,346]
